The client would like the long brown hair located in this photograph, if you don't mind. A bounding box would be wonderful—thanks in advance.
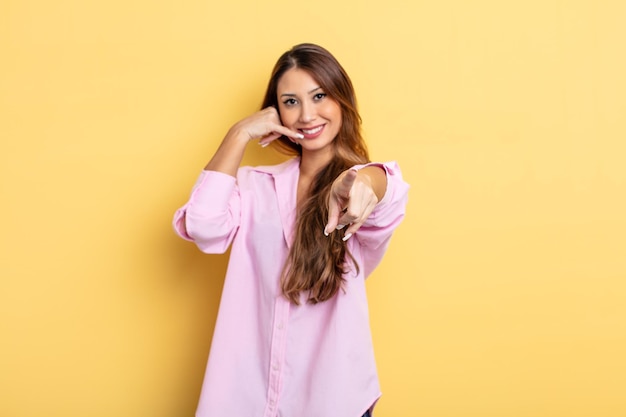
[261,43,370,304]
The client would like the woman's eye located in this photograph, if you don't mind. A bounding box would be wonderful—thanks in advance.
[314,93,327,100]
[283,98,297,106]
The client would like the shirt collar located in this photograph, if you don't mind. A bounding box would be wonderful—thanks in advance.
[249,157,300,177]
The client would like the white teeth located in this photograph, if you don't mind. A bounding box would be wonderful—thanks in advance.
[302,126,323,135]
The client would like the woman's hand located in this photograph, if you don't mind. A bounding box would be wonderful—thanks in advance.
[204,107,303,176]
[324,167,387,241]
[231,107,303,147]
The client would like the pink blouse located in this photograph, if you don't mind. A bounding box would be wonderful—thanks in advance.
[173,158,409,417]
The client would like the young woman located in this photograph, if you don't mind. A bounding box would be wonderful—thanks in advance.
[173,43,409,417]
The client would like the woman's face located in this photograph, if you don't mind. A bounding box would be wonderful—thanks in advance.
[276,68,342,157]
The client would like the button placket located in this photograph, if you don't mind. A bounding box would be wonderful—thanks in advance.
[263,297,290,417]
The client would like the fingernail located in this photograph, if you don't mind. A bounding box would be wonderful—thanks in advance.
[323,226,329,236]
[297,133,304,139]
[336,224,346,230]
[342,233,352,241]
[260,142,269,148]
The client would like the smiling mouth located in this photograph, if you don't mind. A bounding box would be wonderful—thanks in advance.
[299,125,325,137]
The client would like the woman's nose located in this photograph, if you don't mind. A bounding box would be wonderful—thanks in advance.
[298,101,315,123]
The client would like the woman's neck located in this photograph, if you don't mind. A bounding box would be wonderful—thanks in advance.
[296,147,334,209]
[299,147,333,179]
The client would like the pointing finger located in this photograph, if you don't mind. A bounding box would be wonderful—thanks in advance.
[336,169,358,198]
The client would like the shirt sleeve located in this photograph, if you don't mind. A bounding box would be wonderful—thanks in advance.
[350,161,410,278]
[172,170,242,254]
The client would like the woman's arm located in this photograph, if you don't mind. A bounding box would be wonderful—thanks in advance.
[179,107,302,232]
[328,162,409,276]
[204,106,303,177]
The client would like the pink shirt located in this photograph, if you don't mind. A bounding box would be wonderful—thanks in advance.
[173,158,409,417]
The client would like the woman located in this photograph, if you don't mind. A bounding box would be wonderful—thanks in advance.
[173,43,409,417]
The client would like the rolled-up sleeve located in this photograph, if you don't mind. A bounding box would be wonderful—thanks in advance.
[351,161,409,277]
[172,170,242,254]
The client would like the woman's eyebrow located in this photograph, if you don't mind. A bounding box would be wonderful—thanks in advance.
[280,87,322,98]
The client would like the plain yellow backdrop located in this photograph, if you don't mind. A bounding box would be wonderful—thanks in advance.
[1,0,625,416]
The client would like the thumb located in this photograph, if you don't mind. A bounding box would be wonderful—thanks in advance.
[325,197,341,236]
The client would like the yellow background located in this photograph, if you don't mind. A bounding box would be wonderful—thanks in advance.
[1,0,625,416]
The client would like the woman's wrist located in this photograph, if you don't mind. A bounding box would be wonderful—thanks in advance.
[356,166,387,202]
[203,128,249,174]
[225,124,255,145]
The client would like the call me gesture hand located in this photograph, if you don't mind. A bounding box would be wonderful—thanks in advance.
[324,166,387,241]
[204,107,302,176]
[241,107,303,147]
